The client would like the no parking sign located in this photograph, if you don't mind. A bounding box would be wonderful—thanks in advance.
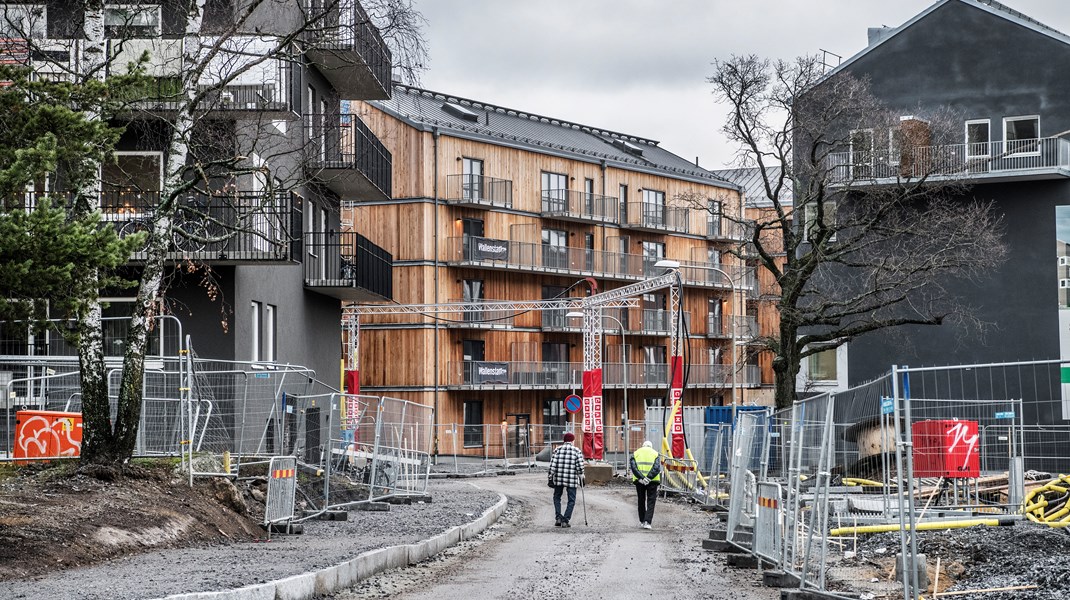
[564,394,582,413]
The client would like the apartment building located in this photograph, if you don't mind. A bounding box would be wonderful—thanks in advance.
[800,0,1070,412]
[349,85,764,450]
[1,1,394,382]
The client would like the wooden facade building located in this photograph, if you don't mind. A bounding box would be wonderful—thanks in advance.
[348,85,771,451]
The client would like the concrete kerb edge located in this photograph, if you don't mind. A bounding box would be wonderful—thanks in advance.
[158,491,509,600]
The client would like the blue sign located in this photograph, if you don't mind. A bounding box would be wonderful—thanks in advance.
[880,397,895,415]
[564,394,582,413]
[995,411,1015,420]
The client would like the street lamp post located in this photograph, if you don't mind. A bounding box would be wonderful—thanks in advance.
[567,310,628,458]
[654,259,739,407]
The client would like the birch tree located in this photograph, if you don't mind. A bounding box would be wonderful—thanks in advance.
[707,55,1007,408]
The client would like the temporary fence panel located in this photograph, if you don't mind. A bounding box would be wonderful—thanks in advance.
[726,411,760,548]
[372,396,433,497]
[703,423,731,505]
[782,392,831,587]
[264,455,298,526]
[754,481,784,566]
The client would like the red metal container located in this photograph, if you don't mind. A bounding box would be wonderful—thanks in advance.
[911,419,980,478]
[13,411,83,463]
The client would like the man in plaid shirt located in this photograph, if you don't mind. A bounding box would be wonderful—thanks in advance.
[548,432,585,527]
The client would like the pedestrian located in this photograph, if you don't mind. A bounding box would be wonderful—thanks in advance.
[547,432,585,528]
[630,440,661,529]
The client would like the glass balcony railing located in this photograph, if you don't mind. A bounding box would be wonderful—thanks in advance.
[622,201,690,234]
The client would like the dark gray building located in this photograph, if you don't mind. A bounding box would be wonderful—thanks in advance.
[804,0,1070,404]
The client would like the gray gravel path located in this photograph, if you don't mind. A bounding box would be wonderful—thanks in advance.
[0,479,501,600]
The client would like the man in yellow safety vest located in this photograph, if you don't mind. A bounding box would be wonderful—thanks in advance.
[630,440,662,529]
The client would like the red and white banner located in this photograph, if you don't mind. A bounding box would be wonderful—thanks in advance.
[669,355,685,458]
[581,368,604,460]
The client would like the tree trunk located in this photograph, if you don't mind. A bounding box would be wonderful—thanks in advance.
[773,322,801,409]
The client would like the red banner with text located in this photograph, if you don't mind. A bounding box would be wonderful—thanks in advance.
[669,356,685,458]
[581,368,604,460]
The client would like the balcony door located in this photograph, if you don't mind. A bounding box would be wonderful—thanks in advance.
[541,171,567,213]
[643,292,667,332]
[541,227,568,269]
[642,189,665,226]
[642,345,667,384]
[542,341,569,384]
[641,240,664,277]
[462,217,484,260]
[462,157,483,201]
[542,285,567,329]
[462,279,484,322]
[462,339,485,385]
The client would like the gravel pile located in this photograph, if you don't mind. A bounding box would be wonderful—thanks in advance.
[852,523,1070,599]
[0,479,501,600]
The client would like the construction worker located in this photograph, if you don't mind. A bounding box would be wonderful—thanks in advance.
[630,440,662,529]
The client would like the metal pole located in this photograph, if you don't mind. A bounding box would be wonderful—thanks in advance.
[601,312,628,470]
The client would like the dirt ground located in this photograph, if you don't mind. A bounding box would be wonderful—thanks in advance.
[0,459,264,581]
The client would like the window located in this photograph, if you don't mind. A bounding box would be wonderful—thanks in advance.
[803,199,836,243]
[965,119,990,158]
[0,5,46,38]
[1004,116,1040,155]
[807,347,838,381]
[541,285,567,329]
[708,298,723,336]
[642,292,667,331]
[708,199,723,237]
[642,189,666,226]
[584,177,595,216]
[543,399,565,442]
[850,129,874,178]
[263,304,276,362]
[619,184,629,223]
[463,400,483,447]
[462,279,484,322]
[584,232,594,270]
[462,158,483,201]
[642,345,667,383]
[461,217,484,260]
[541,227,568,269]
[104,5,161,37]
[641,240,664,276]
[541,171,567,213]
[542,342,568,382]
[250,301,261,362]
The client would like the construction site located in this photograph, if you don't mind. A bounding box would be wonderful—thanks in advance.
[1,268,1069,600]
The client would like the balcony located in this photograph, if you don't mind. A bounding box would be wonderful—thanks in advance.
[634,309,691,336]
[442,300,515,329]
[106,40,298,121]
[303,231,393,301]
[826,137,1070,185]
[541,307,581,332]
[673,262,758,295]
[446,361,761,390]
[622,201,689,234]
[540,190,619,224]
[306,114,392,201]
[445,175,513,209]
[99,190,298,263]
[304,0,392,99]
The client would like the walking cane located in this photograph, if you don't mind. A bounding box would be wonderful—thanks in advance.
[580,479,588,526]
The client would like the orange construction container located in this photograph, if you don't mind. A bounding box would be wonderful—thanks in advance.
[14,410,83,462]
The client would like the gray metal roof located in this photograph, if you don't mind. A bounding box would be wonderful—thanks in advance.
[827,0,1070,79]
[711,166,793,208]
[369,84,738,190]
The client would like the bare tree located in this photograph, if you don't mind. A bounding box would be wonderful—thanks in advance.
[706,54,1006,408]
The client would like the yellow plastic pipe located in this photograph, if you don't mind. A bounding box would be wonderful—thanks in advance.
[829,518,1005,537]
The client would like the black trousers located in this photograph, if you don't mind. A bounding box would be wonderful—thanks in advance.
[634,481,659,524]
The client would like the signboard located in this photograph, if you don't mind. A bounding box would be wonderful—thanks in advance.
[669,356,685,458]
[470,238,510,261]
[581,368,604,460]
[564,394,582,413]
[880,397,895,415]
[472,361,509,384]
[994,411,1015,420]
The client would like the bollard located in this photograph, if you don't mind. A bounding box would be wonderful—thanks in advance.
[896,552,929,591]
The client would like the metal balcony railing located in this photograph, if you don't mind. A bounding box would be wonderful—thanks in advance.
[446,361,760,389]
[306,113,392,199]
[442,299,515,329]
[825,137,1070,183]
[634,309,691,335]
[96,190,297,261]
[303,231,392,300]
[540,189,619,224]
[446,236,751,291]
[622,201,690,234]
[729,314,759,340]
[304,0,392,98]
[445,174,513,209]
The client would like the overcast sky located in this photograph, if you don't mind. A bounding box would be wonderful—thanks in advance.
[411,0,1068,170]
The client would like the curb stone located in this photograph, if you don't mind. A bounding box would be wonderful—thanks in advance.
[159,488,508,600]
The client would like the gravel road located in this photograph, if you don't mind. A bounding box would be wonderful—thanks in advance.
[0,479,501,600]
[331,473,779,600]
